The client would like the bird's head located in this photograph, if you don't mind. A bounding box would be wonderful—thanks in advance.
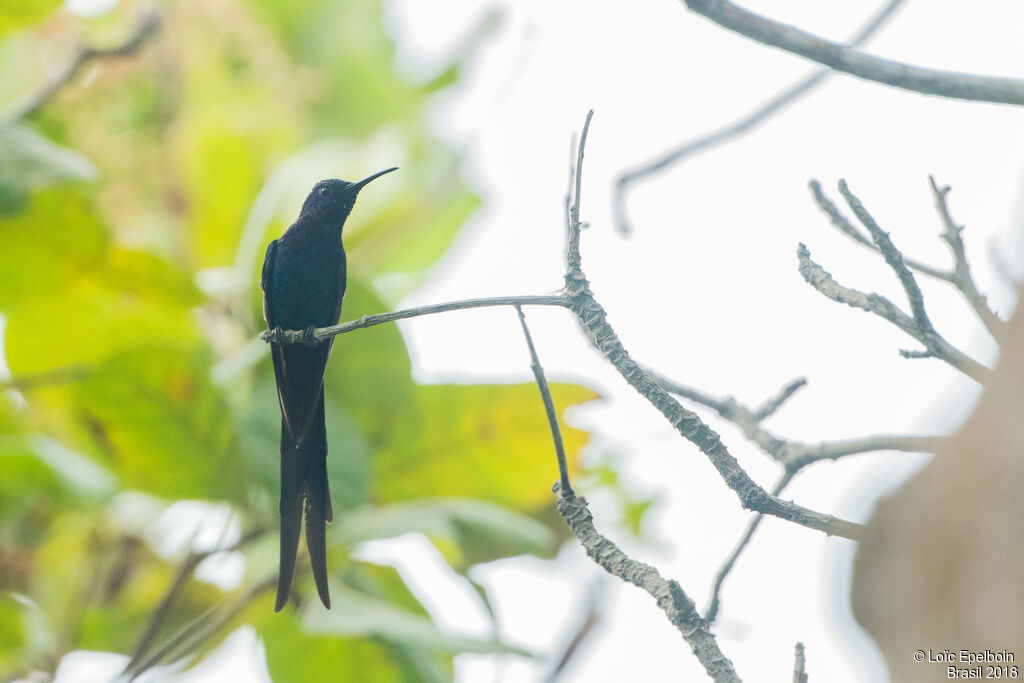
[299,167,399,222]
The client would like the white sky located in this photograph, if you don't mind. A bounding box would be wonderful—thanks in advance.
[46,1,1024,681]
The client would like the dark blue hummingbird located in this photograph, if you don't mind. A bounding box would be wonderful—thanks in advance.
[260,167,397,611]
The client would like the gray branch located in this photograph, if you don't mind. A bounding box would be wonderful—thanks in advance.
[655,371,942,469]
[563,114,862,540]
[555,484,741,682]
[838,181,934,332]
[810,179,1003,338]
[651,373,940,623]
[260,294,569,345]
[793,642,808,683]
[705,472,793,624]
[680,0,1024,106]
[516,306,574,496]
[797,243,990,384]
[928,176,1004,336]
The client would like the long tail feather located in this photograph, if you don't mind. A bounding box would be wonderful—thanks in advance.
[275,416,304,612]
[275,388,333,611]
[305,388,331,608]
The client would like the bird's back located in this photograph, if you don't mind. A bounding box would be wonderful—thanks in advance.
[268,220,346,331]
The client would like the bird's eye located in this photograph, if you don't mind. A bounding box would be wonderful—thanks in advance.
[319,187,327,194]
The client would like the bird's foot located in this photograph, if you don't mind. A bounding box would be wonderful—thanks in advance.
[301,325,320,346]
[269,326,287,344]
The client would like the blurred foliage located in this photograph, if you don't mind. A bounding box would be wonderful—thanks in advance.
[0,1,602,681]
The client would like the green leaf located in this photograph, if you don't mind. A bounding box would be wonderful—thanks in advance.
[335,498,554,570]
[73,345,247,501]
[374,383,599,511]
[0,186,105,306]
[252,599,405,683]
[4,252,199,374]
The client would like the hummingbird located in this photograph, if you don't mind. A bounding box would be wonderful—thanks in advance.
[260,167,398,611]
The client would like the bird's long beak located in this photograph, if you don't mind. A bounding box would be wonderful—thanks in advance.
[349,167,399,193]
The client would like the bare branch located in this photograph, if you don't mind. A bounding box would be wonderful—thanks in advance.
[793,642,808,683]
[5,11,162,124]
[654,371,940,468]
[655,370,938,619]
[929,176,1005,336]
[783,434,941,469]
[614,0,907,234]
[810,179,1004,338]
[808,180,949,280]
[701,430,937,623]
[565,115,862,540]
[680,0,1024,106]
[797,243,990,384]
[261,294,569,345]
[705,472,793,623]
[554,484,741,682]
[566,110,594,271]
[652,370,788,460]
[838,180,933,331]
[516,305,574,496]
[752,377,807,421]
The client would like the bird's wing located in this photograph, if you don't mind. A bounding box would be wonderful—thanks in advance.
[261,238,337,445]
[261,239,279,327]
[261,239,302,440]
[332,248,347,326]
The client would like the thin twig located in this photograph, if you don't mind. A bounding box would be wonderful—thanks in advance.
[261,294,569,345]
[5,11,162,124]
[810,179,1004,337]
[554,484,741,682]
[680,0,1024,106]
[705,472,794,623]
[783,434,941,470]
[808,180,949,280]
[613,0,907,234]
[793,642,808,683]
[838,180,934,332]
[652,370,935,619]
[654,372,940,467]
[566,110,594,271]
[928,176,1004,336]
[752,377,807,421]
[797,243,990,384]
[126,552,204,670]
[125,577,275,680]
[516,305,573,496]
[535,577,603,683]
[125,527,266,673]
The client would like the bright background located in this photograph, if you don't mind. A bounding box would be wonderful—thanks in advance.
[387,1,1022,680]
[3,1,1022,681]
